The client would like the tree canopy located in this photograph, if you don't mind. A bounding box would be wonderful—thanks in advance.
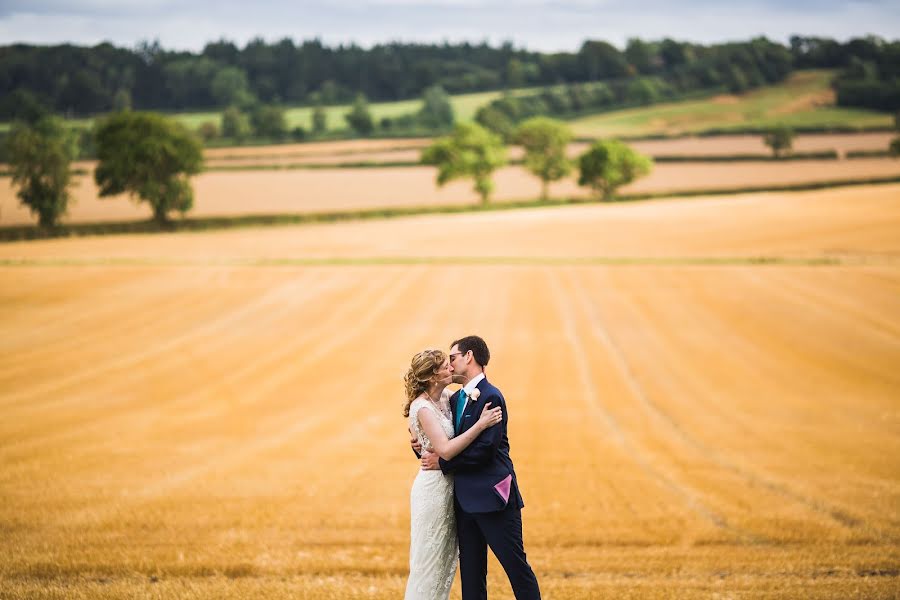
[93,111,203,223]
[345,95,374,136]
[418,85,455,130]
[577,140,652,200]
[421,122,507,204]
[764,125,795,158]
[514,117,573,200]
[5,116,78,227]
[3,35,892,119]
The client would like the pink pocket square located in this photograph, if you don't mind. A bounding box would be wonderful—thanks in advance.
[494,474,512,505]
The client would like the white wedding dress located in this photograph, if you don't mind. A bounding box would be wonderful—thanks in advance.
[405,392,458,600]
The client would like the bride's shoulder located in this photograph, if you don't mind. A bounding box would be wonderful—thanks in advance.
[408,396,429,415]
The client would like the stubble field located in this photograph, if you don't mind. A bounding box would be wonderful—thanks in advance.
[2,183,899,598]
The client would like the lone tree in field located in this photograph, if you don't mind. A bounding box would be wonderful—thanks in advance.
[312,105,327,135]
[345,94,374,136]
[6,116,79,227]
[222,106,251,142]
[764,125,794,158]
[515,117,573,201]
[418,85,455,130]
[422,122,507,204]
[577,139,652,201]
[251,104,287,139]
[890,111,900,158]
[94,112,203,224]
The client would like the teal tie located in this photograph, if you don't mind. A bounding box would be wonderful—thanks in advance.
[455,390,467,432]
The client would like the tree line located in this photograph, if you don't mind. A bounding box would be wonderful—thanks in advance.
[1,35,896,121]
[422,118,653,205]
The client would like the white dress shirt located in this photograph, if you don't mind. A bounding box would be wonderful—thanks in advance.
[462,372,485,396]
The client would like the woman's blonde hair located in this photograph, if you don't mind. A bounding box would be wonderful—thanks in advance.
[402,348,447,417]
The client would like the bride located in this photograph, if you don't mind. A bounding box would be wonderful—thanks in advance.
[403,348,502,600]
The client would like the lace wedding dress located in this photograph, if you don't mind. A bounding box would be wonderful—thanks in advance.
[405,392,458,600]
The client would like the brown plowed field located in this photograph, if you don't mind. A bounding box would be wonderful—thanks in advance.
[2,158,900,226]
[2,186,899,598]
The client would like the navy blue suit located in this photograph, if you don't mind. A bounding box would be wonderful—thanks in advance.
[440,377,541,600]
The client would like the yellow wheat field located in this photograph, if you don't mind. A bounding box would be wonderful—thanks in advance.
[1,186,899,598]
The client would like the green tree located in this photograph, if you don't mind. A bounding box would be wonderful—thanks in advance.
[418,85,455,130]
[764,125,794,158]
[421,122,507,204]
[577,139,652,201]
[890,137,900,158]
[475,105,518,142]
[221,106,251,141]
[514,117,573,200]
[94,112,203,224]
[211,66,256,109]
[197,121,219,142]
[891,111,900,157]
[312,105,327,135]
[345,94,374,136]
[112,88,132,112]
[6,116,78,227]
[0,89,49,125]
[251,104,287,139]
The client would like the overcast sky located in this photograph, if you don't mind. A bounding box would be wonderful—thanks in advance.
[1,0,898,52]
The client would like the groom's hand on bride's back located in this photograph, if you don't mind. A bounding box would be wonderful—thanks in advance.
[410,427,423,457]
[420,451,440,470]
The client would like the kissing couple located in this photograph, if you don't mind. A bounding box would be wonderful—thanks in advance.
[403,335,541,600]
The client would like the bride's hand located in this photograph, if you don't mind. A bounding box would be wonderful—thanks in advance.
[476,402,502,430]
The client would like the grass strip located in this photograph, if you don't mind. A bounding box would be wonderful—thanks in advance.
[846,149,893,159]
[652,151,839,162]
[2,175,900,243]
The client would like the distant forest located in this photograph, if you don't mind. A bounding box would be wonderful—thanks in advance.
[0,35,897,120]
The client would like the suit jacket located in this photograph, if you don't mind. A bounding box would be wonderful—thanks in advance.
[440,376,525,513]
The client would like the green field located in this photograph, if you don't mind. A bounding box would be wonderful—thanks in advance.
[172,87,548,132]
[568,71,891,137]
[0,88,538,135]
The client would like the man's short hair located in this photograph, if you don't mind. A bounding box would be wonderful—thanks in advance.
[451,335,490,367]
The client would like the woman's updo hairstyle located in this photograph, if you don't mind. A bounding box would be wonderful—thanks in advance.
[403,348,447,417]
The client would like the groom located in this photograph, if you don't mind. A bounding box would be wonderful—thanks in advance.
[418,335,541,600]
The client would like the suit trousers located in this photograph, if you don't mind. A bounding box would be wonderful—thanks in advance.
[456,502,541,600]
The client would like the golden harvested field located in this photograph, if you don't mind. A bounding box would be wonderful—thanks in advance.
[2,157,900,226]
[2,185,900,598]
